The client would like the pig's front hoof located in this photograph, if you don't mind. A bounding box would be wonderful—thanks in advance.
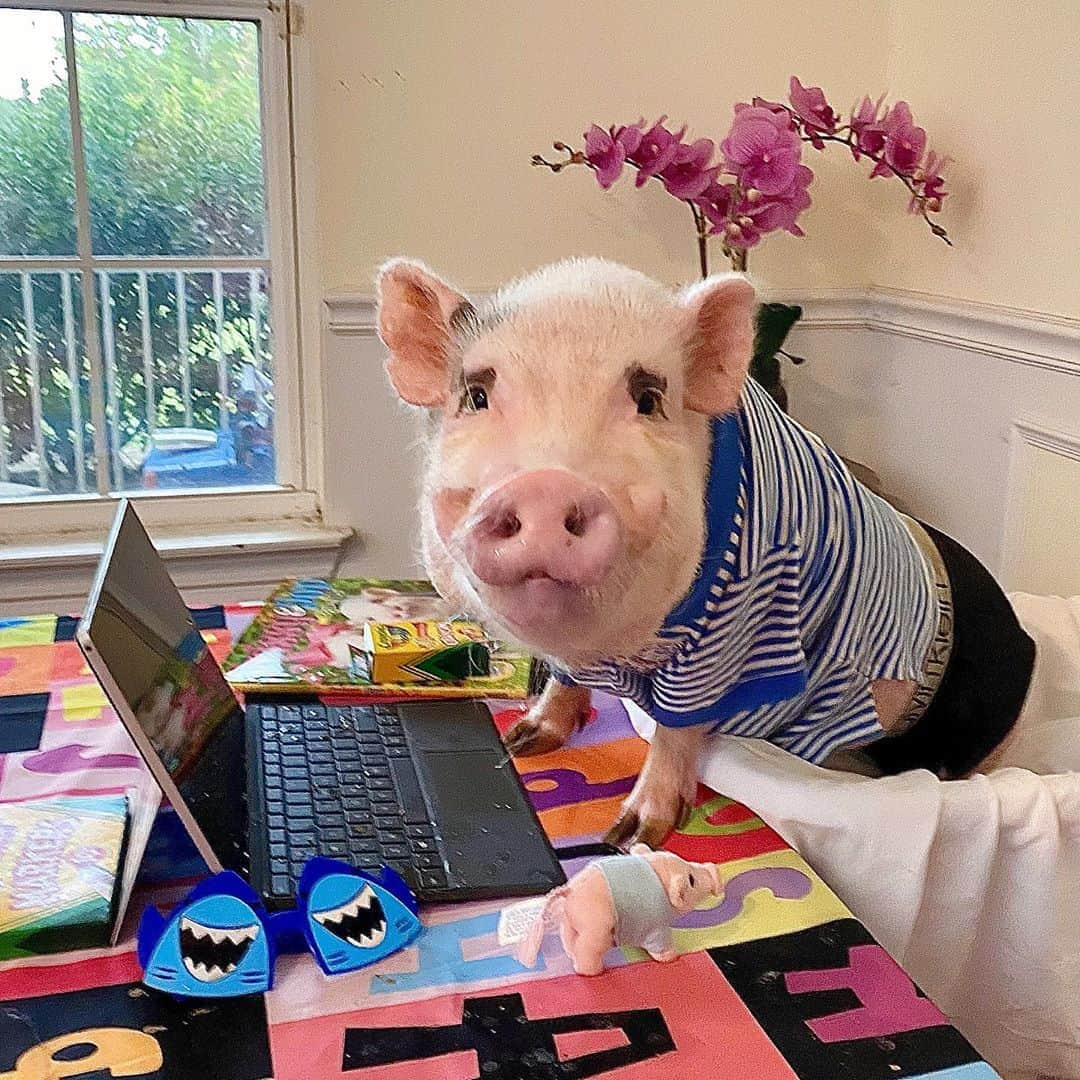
[604,793,691,850]
[502,686,590,758]
[503,711,574,757]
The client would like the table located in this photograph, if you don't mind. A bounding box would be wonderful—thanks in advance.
[0,604,999,1079]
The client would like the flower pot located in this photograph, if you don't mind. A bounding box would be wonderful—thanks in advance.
[750,302,803,412]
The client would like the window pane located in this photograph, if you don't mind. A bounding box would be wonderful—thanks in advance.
[0,270,97,497]
[0,8,77,256]
[96,268,276,492]
[75,14,266,257]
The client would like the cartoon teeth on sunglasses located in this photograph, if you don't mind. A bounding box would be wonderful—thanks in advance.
[139,877,276,997]
[300,859,420,975]
[137,861,421,997]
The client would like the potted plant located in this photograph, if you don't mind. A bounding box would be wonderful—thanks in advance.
[534,77,950,409]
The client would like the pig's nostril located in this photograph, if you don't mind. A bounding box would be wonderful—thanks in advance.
[564,506,587,538]
[490,512,521,540]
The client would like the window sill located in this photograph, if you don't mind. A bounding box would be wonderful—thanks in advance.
[0,520,356,617]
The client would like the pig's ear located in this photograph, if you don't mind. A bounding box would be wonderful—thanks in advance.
[680,274,756,415]
[376,259,470,407]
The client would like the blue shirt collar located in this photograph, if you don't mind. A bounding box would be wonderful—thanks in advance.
[662,409,744,634]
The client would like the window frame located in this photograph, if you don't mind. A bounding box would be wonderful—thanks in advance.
[0,0,318,539]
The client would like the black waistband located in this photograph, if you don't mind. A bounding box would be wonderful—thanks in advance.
[864,523,1035,779]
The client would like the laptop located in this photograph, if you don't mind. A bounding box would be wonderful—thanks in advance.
[77,500,565,908]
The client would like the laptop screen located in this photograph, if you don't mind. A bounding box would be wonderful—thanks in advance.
[81,503,248,871]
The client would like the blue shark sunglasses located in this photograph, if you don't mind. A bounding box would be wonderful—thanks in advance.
[137,858,421,997]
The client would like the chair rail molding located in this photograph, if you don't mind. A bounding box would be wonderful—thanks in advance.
[782,286,1080,377]
[322,285,1079,595]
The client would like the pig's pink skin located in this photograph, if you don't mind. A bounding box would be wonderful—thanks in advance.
[376,257,755,848]
[376,257,754,669]
[524,844,723,975]
[463,470,622,590]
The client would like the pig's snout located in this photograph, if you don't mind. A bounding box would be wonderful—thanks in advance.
[464,471,621,590]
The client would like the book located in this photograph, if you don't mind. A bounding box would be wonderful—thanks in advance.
[222,579,531,699]
[0,792,149,960]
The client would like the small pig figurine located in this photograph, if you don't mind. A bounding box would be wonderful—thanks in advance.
[515,844,722,976]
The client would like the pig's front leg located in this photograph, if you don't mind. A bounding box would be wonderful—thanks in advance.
[503,679,593,757]
[605,724,705,849]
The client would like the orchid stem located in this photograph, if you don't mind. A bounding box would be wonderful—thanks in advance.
[689,201,710,279]
[799,129,952,245]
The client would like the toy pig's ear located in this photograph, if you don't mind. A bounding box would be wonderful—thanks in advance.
[668,872,692,910]
[376,259,472,407]
[680,273,756,415]
[707,864,723,895]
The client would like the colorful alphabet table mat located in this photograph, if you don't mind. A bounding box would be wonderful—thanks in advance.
[0,605,998,1079]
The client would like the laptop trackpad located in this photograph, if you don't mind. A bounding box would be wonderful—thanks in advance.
[416,750,559,892]
[398,702,500,753]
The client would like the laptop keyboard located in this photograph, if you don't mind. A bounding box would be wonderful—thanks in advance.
[256,702,450,899]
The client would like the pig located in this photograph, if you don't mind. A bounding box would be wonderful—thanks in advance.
[516,843,723,976]
[374,256,1036,849]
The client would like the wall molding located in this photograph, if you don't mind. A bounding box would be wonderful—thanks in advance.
[326,287,1080,377]
[1000,417,1080,594]
[324,293,378,336]
[1011,417,1080,464]
[788,287,1080,377]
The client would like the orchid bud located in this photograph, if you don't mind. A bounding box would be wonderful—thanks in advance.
[746,188,762,203]
[738,216,754,228]
[725,222,743,238]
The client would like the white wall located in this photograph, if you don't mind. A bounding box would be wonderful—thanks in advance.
[320,295,428,578]
[297,1,1080,596]
[302,0,888,292]
[878,0,1080,315]
[784,293,1080,593]
[322,287,1080,595]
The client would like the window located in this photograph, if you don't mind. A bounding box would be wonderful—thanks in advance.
[0,1,305,517]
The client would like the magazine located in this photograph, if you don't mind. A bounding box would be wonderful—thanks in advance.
[222,579,531,699]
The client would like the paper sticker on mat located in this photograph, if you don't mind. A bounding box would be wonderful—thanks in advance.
[496,896,549,947]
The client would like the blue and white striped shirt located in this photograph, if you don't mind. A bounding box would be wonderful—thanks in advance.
[554,379,939,764]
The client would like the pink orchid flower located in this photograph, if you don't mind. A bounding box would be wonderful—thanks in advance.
[749,96,796,127]
[749,165,814,236]
[909,149,949,212]
[695,180,735,230]
[720,106,802,196]
[849,94,888,161]
[534,79,951,265]
[661,137,719,199]
[788,77,838,147]
[632,118,686,187]
[584,124,627,189]
[874,101,926,177]
[614,120,645,157]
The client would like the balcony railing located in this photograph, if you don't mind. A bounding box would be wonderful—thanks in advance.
[0,263,274,497]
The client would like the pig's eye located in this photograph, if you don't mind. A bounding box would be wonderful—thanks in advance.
[459,369,495,414]
[464,385,489,411]
[627,366,668,419]
[688,873,696,888]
